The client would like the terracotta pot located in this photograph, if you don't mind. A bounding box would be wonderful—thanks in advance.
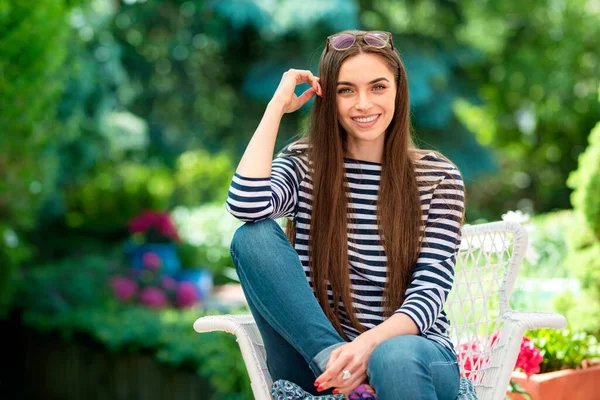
[507,364,600,400]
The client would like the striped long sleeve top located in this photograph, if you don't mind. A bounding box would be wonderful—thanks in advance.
[226,141,465,351]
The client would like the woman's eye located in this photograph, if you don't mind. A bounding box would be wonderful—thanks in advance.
[373,85,386,91]
[338,88,352,94]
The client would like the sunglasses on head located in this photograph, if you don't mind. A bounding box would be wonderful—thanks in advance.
[325,31,394,54]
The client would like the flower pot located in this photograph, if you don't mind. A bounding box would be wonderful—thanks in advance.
[127,243,181,276]
[508,364,600,400]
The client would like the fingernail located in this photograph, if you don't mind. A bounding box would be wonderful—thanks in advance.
[317,386,323,392]
[333,389,339,394]
[314,381,319,387]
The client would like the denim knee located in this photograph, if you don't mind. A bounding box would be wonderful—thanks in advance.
[230,219,282,267]
[367,336,459,400]
[368,335,427,380]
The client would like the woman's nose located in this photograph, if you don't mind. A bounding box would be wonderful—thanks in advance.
[355,93,372,110]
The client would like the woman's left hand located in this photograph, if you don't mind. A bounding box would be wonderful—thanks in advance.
[315,335,378,396]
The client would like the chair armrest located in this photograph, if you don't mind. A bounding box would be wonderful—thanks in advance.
[193,314,272,400]
[503,311,568,331]
[481,310,567,400]
[193,314,259,336]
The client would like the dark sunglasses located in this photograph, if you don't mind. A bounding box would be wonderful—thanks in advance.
[325,31,394,54]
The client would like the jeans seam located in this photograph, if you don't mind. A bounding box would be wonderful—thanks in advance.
[429,360,458,367]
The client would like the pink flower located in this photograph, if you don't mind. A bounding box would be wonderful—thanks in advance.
[142,252,162,271]
[458,333,543,380]
[176,282,199,308]
[110,276,138,301]
[160,276,178,290]
[139,287,168,309]
[457,342,483,379]
[516,337,543,376]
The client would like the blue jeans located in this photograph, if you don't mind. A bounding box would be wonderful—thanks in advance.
[230,219,460,399]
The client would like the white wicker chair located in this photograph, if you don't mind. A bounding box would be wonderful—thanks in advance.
[194,221,567,400]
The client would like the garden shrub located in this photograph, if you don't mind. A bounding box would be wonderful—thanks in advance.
[564,119,600,333]
[568,121,600,238]
[61,161,175,235]
[0,0,80,316]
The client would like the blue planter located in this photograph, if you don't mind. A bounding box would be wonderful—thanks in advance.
[127,243,181,276]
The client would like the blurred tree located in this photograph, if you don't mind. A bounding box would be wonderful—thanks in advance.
[358,0,600,218]
[0,0,82,316]
[452,0,600,217]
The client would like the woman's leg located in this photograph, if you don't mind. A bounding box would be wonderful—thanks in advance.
[244,293,322,395]
[367,335,460,400]
[230,219,346,384]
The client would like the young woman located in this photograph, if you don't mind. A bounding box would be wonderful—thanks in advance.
[226,30,466,400]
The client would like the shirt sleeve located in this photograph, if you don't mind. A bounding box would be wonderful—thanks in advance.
[394,167,465,333]
[225,153,306,222]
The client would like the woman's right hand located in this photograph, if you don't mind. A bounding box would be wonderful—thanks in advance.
[271,69,323,114]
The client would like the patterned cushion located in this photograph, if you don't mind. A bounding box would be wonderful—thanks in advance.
[456,377,478,400]
[271,380,344,399]
[271,378,478,399]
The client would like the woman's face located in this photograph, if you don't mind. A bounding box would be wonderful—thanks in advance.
[336,53,397,153]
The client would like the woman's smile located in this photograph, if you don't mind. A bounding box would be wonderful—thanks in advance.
[351,113,381,127]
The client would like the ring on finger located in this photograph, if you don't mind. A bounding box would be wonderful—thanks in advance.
[341,369,352,380]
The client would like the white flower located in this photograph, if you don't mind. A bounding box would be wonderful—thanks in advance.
[501,210,531,225]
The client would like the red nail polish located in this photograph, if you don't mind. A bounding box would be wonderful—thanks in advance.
[314,381,320,386]
[333,389,339,394]
[317,385,323,392]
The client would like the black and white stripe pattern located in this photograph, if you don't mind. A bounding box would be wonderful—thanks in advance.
[226,142,465,351]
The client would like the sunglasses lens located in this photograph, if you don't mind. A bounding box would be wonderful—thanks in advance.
[364,32,389,47]
[330,34,356,50]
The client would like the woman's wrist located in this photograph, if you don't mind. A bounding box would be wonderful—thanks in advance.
[267,98,287,116]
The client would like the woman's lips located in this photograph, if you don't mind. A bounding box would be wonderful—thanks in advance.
[351,114,380,127]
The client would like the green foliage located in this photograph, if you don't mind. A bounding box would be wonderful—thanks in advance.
[15,250,120,314]
[451,0,600,218]
[0,0,77,316]
[62,161,175,235]
[16,251,252,398]
[172,149,235,206]
[561,214,600,333]
[568,121,600,238]
[558,117,600,334]
[526,328,600,374]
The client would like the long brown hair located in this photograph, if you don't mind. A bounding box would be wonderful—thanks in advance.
[283,30,465,340]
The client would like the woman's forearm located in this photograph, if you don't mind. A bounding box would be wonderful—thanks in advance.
[235,101,285,178]
[357,313,420,347]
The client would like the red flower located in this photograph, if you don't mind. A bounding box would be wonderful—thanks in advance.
[457,341,485,379]
[139,287,168,309]
[458,332,543,380]
[515,337,543,376]
[128,210,180,242]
